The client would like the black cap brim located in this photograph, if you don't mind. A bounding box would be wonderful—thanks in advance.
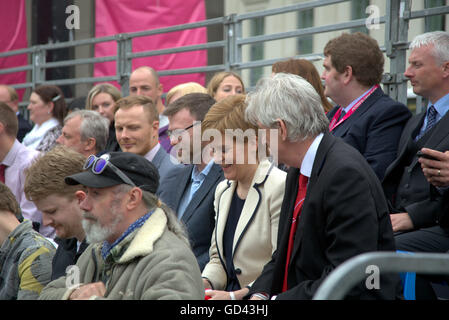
[65,171,122,189]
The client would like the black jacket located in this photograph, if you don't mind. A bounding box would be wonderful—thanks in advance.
[51,237,88,280]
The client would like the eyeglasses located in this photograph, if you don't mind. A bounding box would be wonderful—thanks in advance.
[166,123,196,140]
[84,154,136,187]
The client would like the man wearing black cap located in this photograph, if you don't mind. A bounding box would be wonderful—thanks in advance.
[39,152,204,300]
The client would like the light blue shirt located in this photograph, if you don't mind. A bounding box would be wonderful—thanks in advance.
[342,86,376,113]
[177,159,215,219]
[416,92,449,140]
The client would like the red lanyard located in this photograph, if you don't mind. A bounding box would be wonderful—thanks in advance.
[329,85,379,132]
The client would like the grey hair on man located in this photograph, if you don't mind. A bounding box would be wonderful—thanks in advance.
[409,31,449,65]
[64,109,110,153]
[245,72,329,141]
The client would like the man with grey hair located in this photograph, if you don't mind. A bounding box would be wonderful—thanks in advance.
[39,152,204,300]
[245,73,398,300]
[383,30,449,253]
[56,109,109,157]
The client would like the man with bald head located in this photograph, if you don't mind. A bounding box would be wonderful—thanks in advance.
[129,66,171,152]
[0,85,32,142]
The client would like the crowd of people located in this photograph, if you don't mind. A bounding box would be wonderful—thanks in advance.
[0,30,448,300]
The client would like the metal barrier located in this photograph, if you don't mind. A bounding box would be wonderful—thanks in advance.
[1,0,448,111]
[313,251,449,300]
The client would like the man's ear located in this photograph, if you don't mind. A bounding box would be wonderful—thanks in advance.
[442,61,449,79]
[277,119,288,141]
[83,137,96,152]
[342,65,353,85]
[75,190,86,205]
[126,187,143,211]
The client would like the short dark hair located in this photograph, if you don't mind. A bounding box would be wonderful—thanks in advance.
[163,93,216,121]
[0,183,21,218]
[324,32,384,87]
[0,102,19,137]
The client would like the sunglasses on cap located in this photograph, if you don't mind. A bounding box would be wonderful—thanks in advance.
[83,154,136,188]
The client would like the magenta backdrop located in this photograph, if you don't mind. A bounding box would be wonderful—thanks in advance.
[94,0,208,96]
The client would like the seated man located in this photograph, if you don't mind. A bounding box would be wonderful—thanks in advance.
[322,32,411,181]
[158,93,224,271]
[0,102,53,237]
[24,145,88,280]
[114,96,182,188]
[39,152,204,300]
[56,110,110,157]
[245,73,398,300]
[0,182,55,300]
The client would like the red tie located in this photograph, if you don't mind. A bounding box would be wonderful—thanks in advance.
[282,173,308,292]
[0,164,6,184]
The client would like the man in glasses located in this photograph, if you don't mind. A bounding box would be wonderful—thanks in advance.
[39,152,204,300]
[24,145,88,281]
[114,95,182,190]
[158,93,224,271]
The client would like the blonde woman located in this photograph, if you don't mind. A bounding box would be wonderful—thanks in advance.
[206,72,245,102]
[86,83,122,152]
[201,94,286,300]
[166,82,207,105]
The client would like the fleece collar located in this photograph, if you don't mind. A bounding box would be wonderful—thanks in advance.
[113,208,167,263]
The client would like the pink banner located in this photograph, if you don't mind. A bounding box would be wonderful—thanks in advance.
[94,0,207,95]
[0,0,28,101]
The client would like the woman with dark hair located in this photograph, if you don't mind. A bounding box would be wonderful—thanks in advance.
[23,85,67,152]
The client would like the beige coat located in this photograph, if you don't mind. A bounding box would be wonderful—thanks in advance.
[39,208,204,300]
[202,159,286,290]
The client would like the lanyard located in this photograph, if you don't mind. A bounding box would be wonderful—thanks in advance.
[329,84,379,132]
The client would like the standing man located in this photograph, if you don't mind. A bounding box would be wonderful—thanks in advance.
[382,31,449,253]
[0,85,32,142]
[158,93,224,271]
[0,102,54,237]
[39,152,204,300]
[24,145,88,280]
[245,73,397,300]
[129,66,171,153]
[114,96,181,187]
[322,32,411,180]
[56,110,110,157]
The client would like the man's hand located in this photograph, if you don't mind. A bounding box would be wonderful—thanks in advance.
[69,282,106,300]
[418,148,449,187]
[390,212,414,232]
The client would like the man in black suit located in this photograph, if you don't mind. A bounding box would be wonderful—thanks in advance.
[157,93,224,271]
[0,85,32,142]
[245,73,398,300]
[322,32,411,181]
[382,31,449,253]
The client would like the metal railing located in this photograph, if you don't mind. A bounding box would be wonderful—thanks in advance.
[1,0,448,112]
[313,251,449,300]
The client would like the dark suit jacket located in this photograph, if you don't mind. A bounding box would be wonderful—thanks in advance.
[249,133,398,300]
[157,163,224,271]
[17,113,32,143]
[51,237,88,280]
[382,109,449,229]
[327,87,411,181]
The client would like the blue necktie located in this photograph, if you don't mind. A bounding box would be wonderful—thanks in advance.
[416,105,437,140]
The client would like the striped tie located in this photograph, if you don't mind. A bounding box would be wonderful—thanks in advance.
[416,105,437,140]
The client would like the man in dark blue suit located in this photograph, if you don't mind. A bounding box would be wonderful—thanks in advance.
[157,93,224,271]
[0,85,32,142]
[322,32,411,181]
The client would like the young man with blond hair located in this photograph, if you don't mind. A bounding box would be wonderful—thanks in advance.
[24,145,88,280]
